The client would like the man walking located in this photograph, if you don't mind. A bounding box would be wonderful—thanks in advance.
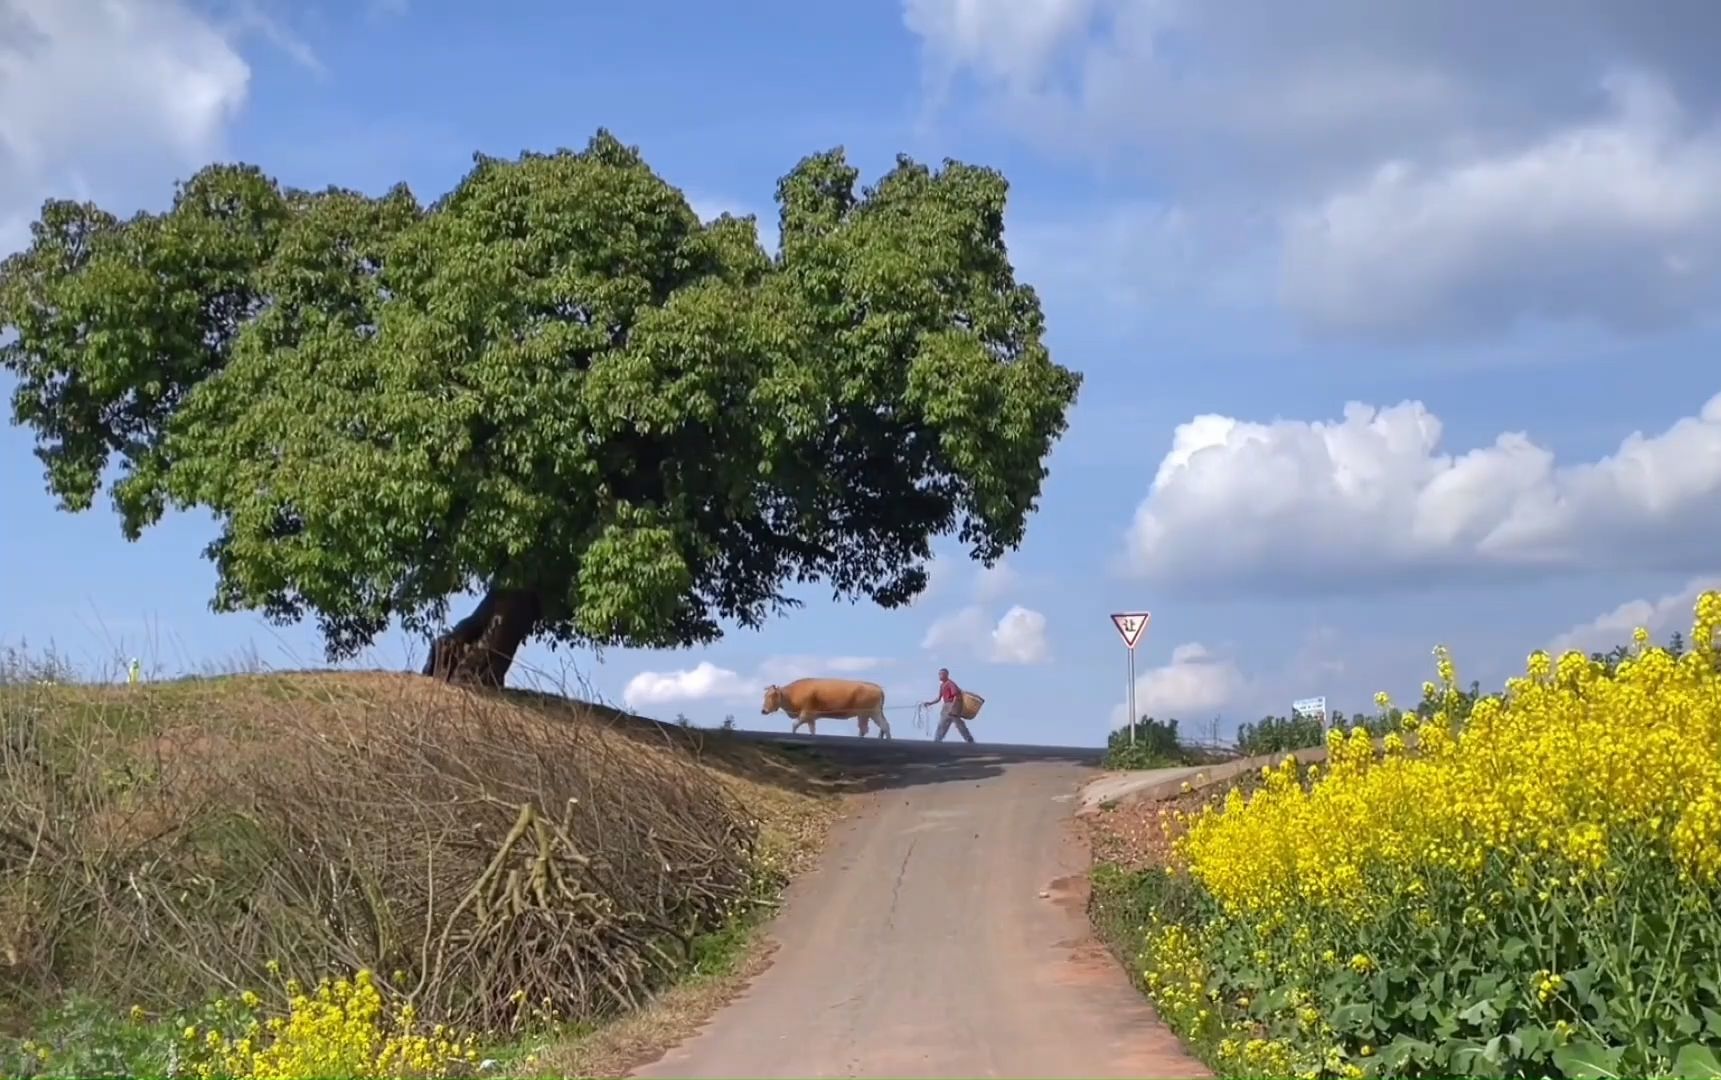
[922,667,974,744]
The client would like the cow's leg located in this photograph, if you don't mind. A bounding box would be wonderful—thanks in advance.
[791,714,810,735]
[796,711,818,736]
[872,708,891,740]
[857,716,871,738]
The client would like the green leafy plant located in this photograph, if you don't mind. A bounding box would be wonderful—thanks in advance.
[1105,716,1186,769]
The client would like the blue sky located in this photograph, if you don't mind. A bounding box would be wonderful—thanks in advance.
[3,0,1719,746]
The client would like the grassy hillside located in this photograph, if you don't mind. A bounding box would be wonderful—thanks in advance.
[0,667,840,1077]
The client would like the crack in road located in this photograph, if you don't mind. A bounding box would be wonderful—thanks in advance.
[885,837,917,931]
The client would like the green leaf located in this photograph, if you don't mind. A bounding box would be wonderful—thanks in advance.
[1379,1035,1434,1071]
[1370,968,1390,1002]
[1675,1044,1721,1079]
[1447,1040,1486,1073]
[1513,1023,1551,1058]
[1460,997,1501,1028]
[1330,1002,1375,1032]
[1483,1033,1522,1065]
[1552,1041,1626,1079]
[1702,1006,1721,1039]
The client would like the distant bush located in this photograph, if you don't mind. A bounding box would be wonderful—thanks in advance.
[1234,712,1327,756]
[1105,716,1184,770]
[1233,702,1452,758]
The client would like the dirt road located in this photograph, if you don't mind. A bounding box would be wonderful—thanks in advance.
[631,738,1208,1079]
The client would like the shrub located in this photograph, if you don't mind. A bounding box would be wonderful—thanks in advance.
[1131,592,1721,1079]
[1234,712,1327,756]
[1106,717,1184,769]
[1234,705,1434,758]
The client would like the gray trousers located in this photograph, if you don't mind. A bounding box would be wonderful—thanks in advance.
[934,701,974,743]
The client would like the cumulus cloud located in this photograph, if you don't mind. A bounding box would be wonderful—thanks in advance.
[1124,392,1721,593]
[621,661,750,710]
[621,653,891,711]
[1284,72,1721,340]
[1550,577,1721,657]
[904,0,1721,339]
[922,603,1052,665]
[0,0,252,249]
[990,605,1050,664]
[1111,642,1243,728]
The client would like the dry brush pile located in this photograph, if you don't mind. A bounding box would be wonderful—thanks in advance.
[0,669,768,1035]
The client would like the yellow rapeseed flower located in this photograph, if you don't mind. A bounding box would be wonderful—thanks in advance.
[1176,592,1721,921]
[183,966,480,1080]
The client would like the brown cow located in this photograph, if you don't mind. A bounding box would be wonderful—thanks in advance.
[761,678,891,739]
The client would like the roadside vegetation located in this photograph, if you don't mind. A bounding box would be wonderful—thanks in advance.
[1105,695,1467,770]
[1093,592,1721,1080]
[1103,716,1192,770]
[0,650,840,1079]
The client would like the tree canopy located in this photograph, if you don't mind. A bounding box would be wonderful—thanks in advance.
[0,130,1081,685]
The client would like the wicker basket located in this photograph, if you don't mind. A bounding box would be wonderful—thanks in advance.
[959,691,985,721]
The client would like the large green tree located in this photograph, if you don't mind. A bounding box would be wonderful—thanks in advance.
[0,131,1080,686]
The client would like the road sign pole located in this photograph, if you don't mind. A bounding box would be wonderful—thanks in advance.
[1127,646,1137,747]
[1110,612,1151,750]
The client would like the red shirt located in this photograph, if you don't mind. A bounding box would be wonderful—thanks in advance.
[939,678,960,703]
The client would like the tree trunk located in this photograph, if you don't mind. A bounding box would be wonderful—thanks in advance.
[422,588,542,687]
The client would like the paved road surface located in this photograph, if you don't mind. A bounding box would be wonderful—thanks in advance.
[631,737,1209,1079]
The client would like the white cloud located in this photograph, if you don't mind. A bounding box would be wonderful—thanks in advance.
[621,661,750,710]
[1550,576,1721,657]
[904,1,1721,340]
[621,653,892,712]
[1124,392,1721,593]
[0,0,252,249]
[1111,642,1243,727]
[989,605,1050,664]
[903,0,1101,96]
[903,1,1721,186]
[1284,72,1721,340]
[921,603,1051,665]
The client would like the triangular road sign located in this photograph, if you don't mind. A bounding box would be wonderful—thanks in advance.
[1111,611,1151,650]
